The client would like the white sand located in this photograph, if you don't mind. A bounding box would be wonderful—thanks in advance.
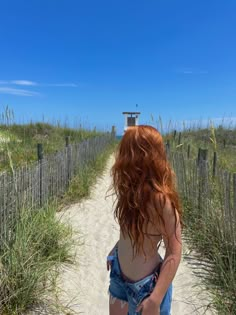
[55,155,216,315]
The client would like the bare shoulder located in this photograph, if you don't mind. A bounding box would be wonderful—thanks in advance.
[160,196,182,254]
[150,193,181,237]
[149,193,177,217]
[162,197,180,223]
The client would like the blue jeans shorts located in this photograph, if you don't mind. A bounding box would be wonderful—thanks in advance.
[108,246,172,315]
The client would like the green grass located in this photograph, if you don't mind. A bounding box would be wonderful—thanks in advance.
[0,202,76,315]
[60,140,118,207]
[0,138,117,314]
[0,107,118,314]
[0,120,103,172]
[182,198,236,314]
[164,123,236,314]
[164,125,236,172]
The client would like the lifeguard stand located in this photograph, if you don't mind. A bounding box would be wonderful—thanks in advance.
[122,112,141,134]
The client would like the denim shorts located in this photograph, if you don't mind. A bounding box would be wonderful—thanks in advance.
[108,246,172,315]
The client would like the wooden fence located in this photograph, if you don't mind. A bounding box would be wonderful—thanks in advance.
[168,147,236,245]
[0,133,115,244]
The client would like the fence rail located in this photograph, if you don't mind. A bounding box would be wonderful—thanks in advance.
[0,133,114,244]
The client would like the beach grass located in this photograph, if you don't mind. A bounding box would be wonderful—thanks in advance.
[0,141,117,314]
[0,202,75,315]
[0,106,103,173]
[162,121,236,314]
[60,140,118,207]
[164,122,236,172]
[0,107,118,314]
[182,198,236,314]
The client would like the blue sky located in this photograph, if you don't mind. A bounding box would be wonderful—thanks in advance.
[0,0,236,135]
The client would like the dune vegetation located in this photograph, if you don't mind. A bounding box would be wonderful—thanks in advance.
[0,107,117,314]
[163,122,236,314]
[0,106,104,173]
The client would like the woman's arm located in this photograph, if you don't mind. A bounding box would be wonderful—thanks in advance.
[150,198,182,305]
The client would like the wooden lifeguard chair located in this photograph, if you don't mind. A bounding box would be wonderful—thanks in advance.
[122,112,141,134]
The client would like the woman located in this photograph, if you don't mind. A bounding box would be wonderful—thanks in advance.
[107,125,183,315]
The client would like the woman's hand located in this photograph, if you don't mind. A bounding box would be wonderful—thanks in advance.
[136,296,160,315]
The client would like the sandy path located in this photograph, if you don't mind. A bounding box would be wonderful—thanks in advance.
[56,155,216,315]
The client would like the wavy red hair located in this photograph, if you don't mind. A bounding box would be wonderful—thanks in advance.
[110,125,183,259]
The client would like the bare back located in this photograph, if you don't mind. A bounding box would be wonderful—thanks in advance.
[117,219,163,282]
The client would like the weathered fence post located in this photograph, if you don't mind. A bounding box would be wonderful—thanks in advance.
[178,132,182,145]
[187,144,190,159]
[198,148,208,212]
[233,173,236,216]
[173,130,176,140]
[166,140,170,158]
[2,173,7,243]
[197,148,201,166]
[223,171,233,237]
[111,125,116,140]
[65,136,70,147]
[37,143,43,207]
[197,148,208,166]
[65,136,71,185]
[199,148,208,161]
[213,151,217,177]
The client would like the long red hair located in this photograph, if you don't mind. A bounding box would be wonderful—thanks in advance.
[110,125,183,259]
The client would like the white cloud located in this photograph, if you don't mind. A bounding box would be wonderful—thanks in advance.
[0,80,78,87]
[44,83,77,87]
[182,70,193,74]
[0,87,40,97]
[11,80,38,86]
[0,80,78,97]
[176,68,208,75]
